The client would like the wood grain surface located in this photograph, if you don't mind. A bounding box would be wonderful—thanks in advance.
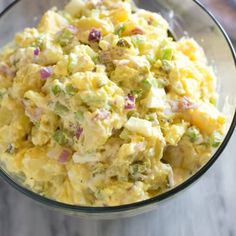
[0,1,236,236]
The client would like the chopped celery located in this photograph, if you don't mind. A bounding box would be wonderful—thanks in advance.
[54,102,69,115]
[127,110,139,119]
[210,97,217,105]
[34,122,40,128]
[131,35,145,50]
[161,47,173,61]
[129,163,147,180]
[94,190,104,200]
[141,76,158,90]
[131,89,143,99]
[51,84,62,96]
[129,163,146,174]
[53,130,67,145]
[146,54,156,65]
[146,113,157,121]
[80,92,107,108]
[210,131,222,148]
[0,88,6,95]
[57,28,74,47]
[152,19,159,27]
[65,84,78,96]
[119,129,131,141]
[75,111,84,122]
[161,60,172,72]
[141,79,151,90]
[33,35,45,49]
[115,25,126,37]
[186,127,200,143]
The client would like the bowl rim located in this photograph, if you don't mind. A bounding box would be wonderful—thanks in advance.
[0,0,236,214]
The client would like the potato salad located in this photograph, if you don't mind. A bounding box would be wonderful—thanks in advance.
[0,0,225,206]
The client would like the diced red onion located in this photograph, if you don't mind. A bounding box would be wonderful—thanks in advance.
[93,110,110,121]
[40,67,53,80]
[76,127,83,140]
[134,142,146,152]
[163,108,173,116]
[88,28,101,43]
[67,25,78,34]
[0,64,16,78]
[0,64,9,75]
[98,110,110,120]
[24,102,42,122]
[170,97,198,112]
[131,27,145,35]
[34,48,40,56]
[169,101,179,112]
[56,30,62,36]
[28,108,42,122]
[21,99,27,108]
[58,150,70,163]
[179,97,198,110]
[125,94,135,110]
[33,108,42,121]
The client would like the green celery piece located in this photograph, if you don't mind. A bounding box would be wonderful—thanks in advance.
[210,131,222,148]
[210,97,217,105]
[33,35,45,49]
[146,54,156,65]
[75,111,84,122]
[80,92,107,108]
[54,102,69,116]
[115,25,126,37]
[131,89,143,99]
[51,84,62,96]
[57,28,73,47]
[119,129,131,141]
[68,53,77,74]
[65,84,78,96]
[53,130,67,145]
[131,35,145,49]
[161,47,173,61]
[161,60,172,72]
[186,127,200,143]
[141,76,158,90]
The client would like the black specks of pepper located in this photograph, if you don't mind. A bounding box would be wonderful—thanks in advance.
[6,144,15,154]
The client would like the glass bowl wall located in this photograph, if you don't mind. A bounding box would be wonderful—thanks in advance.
[0,0,235,219]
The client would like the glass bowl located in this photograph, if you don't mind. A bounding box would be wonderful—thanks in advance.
[0,0,236,219]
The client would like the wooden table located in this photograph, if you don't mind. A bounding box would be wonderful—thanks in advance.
[0,1,236,236]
